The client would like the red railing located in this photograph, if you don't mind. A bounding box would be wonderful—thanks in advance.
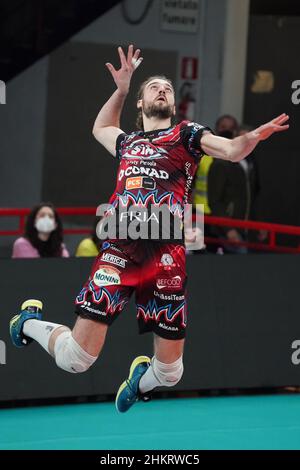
[204,215,300,254]
[0,207,299,253]
[0,207,96,236]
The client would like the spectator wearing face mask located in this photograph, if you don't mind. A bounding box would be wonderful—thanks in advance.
[192,115,239,253]
[207,118,261,253]
[215,114,239,139]
[12,202,69,258]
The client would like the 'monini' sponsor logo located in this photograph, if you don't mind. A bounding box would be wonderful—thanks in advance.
[93,266,121,287]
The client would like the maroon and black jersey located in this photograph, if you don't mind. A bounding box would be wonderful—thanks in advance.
[76,122,211,337]
[105,120,211,243]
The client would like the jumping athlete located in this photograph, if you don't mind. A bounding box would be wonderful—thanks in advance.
[10,45,289,412]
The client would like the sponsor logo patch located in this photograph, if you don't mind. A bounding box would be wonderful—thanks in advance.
[158,323,179,332]
[156,276,183,291]
[160,254,174,266]
[126,176,142,190]
[81,301,107,316]
[125,176,156,190]
[154,291,185,301]
[101,241,111,251]
[122,143,167,160]
[119,166,169,181]
[93,266,121,287]
[101,253,127,269]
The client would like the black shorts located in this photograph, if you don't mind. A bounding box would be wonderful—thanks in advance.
[75,240,187,340]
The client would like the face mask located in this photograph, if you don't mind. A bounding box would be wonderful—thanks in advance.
[35,216,56,234]
[218,130,234,139]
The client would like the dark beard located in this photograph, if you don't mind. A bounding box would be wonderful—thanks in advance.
[143,101,173,120]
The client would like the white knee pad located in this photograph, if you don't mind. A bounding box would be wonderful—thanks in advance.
[54,331,97,374]
[152,356,184,387]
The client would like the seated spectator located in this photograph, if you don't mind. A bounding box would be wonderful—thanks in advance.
[75,217,101,257]
[12,203,69,258]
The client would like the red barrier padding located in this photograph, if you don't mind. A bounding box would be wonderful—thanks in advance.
[0,207,299,253]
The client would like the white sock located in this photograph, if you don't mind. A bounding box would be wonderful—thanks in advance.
[139,357,162,394]
[23,320,66,354]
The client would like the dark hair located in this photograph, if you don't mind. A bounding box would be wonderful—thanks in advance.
[239,124,254,133]
[215,114,239,132]
[24,202,64,257]
[136,75,174,130]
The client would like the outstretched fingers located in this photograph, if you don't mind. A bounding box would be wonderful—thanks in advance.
[133,48,141,61]
[130,47,143,70]
[118,46,127,68]
[105,62,116,75]
[274,124,290,132]
[127,44,133,64]
[272,114,289,125]
[118,45,143,70]
[132,57,143,70]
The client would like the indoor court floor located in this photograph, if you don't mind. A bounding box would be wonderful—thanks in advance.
[1,394,300,450]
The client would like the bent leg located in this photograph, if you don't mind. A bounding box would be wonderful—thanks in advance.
[50,241,135,373]
[139,335,185,393]
[154,335,185,363]
[49,316,108,357]
[51,317,108,373]
[24,315,108,374]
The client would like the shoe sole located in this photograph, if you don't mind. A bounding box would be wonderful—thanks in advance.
[10,299,43,347]
[10,314,27,347]
[115,355,151,413]
[10,314,20,334]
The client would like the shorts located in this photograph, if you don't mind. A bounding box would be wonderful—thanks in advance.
[75,240,187,340]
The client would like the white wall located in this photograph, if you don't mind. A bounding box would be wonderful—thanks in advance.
[73,0,249,127]
[0,57,48,207]
[220,0,250,122]
[0,0,250,243]
[198,0,227,126]
[73,0,207,123]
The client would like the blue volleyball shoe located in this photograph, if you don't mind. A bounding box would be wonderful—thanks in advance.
[115,355,152,413]
[10,299,43,348]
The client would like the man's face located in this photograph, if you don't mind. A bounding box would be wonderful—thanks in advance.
[138,79,176,120]
[216,117,238,139]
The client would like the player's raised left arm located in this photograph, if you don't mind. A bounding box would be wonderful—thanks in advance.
[200,114,289,163]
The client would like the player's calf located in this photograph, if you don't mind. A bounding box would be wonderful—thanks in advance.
[150,355,184,388]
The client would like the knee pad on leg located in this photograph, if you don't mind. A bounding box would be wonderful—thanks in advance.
[152,356,184,387]
[54,331,97,373]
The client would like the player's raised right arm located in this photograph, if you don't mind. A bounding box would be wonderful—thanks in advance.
[92,45,143,157]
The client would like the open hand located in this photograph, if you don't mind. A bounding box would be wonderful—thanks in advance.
[105,45,143,95]
[253,113,289,141]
